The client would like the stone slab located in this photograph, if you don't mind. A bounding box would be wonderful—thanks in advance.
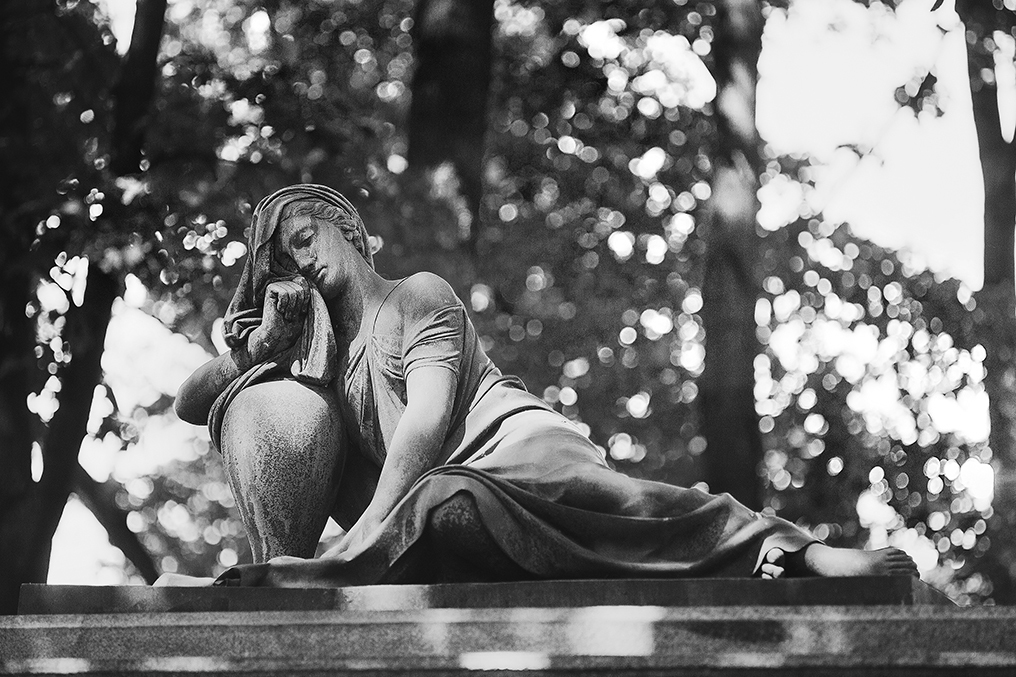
[1,605,1012,676]
[18,576,952,615]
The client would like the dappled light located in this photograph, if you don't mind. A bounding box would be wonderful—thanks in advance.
[748,213,999,602]
[2,0,1014,609]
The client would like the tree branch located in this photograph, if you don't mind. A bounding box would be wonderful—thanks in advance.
[73,465,160,584]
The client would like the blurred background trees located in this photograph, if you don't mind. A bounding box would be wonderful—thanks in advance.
[1,0,150,613]
[0,0,1011,612]
[698,0,767,509]
[953,0,1016,602]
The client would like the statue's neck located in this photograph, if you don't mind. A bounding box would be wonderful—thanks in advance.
[327,268,392,349]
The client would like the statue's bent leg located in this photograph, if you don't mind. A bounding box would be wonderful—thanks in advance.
[425,492,532,582]
[220,379,344,562]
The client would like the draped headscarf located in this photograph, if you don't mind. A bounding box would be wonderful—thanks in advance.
[208,184,373,449]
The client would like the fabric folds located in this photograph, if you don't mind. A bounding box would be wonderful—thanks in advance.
[216,389,816,587]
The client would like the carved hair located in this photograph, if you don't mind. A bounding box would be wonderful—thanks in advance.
[280,199,372,265]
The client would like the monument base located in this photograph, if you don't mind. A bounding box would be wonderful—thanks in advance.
[5,578,1014,676]
[17,576,949,614]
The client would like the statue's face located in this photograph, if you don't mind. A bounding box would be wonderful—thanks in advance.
[276,212,353,299]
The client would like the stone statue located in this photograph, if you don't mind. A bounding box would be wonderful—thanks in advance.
[172,184,917,587]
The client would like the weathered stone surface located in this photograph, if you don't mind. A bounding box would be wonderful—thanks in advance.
[6,579,979,676]
[19,576,951,615]
[2,605,1013,675]
[221,380,344,562]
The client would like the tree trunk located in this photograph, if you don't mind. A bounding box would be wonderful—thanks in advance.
[0,269,119,613]
[0,0,50,531]
[0,272,43,614]
[957,0,1016,603]
[0,0,166,611]
[110,0,169,175]
[698,0,765,509]
[407,0,496,234]
[0,0,68,615]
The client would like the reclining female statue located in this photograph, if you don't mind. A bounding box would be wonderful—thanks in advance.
[174,183,917,587]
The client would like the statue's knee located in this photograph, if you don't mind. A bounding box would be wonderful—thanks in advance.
[425,492,527,581]
[428,492,481,537]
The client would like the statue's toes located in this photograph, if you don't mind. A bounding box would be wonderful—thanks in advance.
[759,547,787,579]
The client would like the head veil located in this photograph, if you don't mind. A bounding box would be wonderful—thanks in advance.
[208,184,372,449]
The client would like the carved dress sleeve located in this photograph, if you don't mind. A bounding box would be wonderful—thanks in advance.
[400,274,466,380]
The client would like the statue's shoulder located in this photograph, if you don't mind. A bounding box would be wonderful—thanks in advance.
[394,272,461,313]
[376,272,463,340]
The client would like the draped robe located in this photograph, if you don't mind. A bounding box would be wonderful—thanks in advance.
[209,205,817,586]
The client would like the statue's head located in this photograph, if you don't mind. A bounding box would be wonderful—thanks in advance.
[272,196,378,298]
[277,199,374,268]
[248,184,375,277]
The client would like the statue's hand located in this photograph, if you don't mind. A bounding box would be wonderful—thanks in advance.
[249,279,309,361]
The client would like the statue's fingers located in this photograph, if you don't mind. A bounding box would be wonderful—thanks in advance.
[278,290,293,319]
[264,286,281,318]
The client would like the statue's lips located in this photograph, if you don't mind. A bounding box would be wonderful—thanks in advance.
[312,268,326,285]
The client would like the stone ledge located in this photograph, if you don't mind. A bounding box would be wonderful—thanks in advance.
[1,606,1013,676]
[18,576,951,614]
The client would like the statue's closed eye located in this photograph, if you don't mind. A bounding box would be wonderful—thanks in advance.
[273,246,298,270]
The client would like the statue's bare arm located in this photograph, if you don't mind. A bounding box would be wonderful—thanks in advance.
[174,350,251,425]
[329,364,457,554]
[175,280,309,425]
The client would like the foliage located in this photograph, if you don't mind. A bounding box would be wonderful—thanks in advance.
[121,442,251,578]
[469,1,720,486]
[462,4,996,607]
[4,0,1008,603]
[0,0,138,609]
[757,214,994,603]
[1,0,122,395]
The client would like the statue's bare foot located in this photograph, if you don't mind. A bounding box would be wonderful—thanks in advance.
[759,547,786,579]
[761,544,918,578]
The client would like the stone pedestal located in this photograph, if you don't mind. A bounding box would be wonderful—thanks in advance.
[16,576,949,614]
[4,578,1013,676]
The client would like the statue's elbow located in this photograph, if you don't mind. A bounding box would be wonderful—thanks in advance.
[174,381,206,425]
[174,394,197,425]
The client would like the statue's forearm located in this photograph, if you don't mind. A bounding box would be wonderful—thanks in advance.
[371,401,450,518]
[338,367,456,552]
[174,336,258,424]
